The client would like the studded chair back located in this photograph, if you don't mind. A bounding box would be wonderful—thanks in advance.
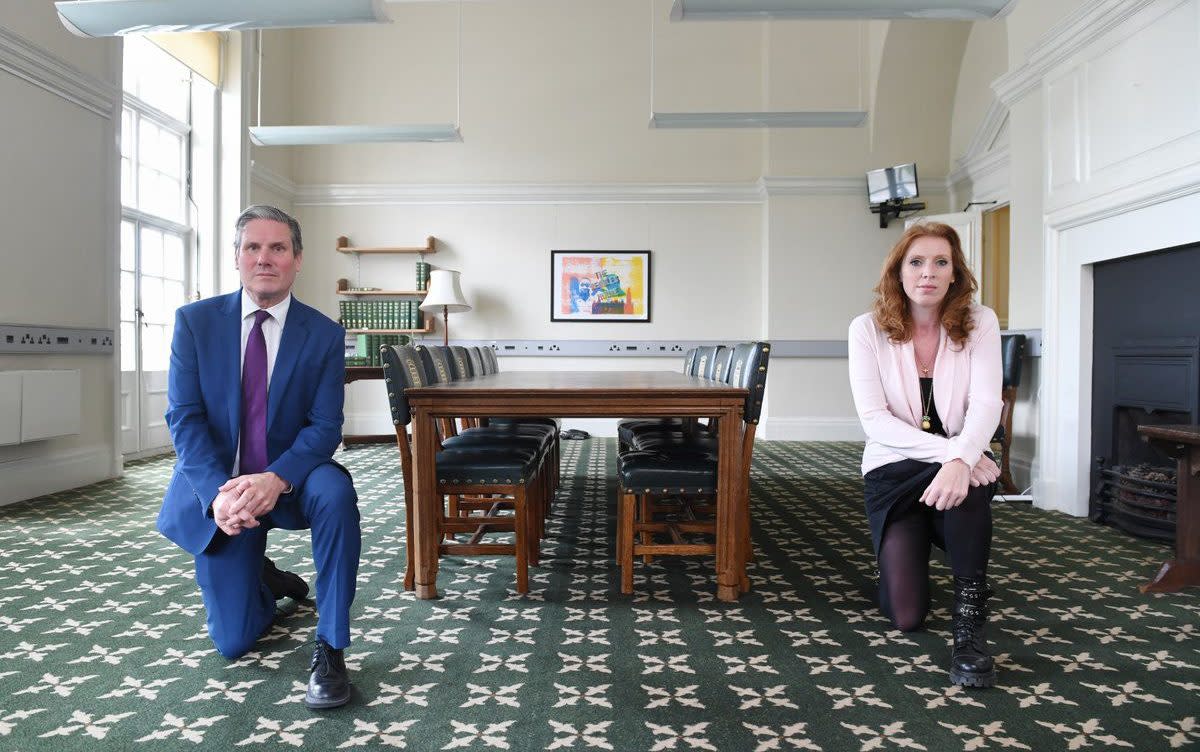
[725,342,770,425]
[381,345,426,428]
[418,345,456,385]
[467,347,487,377]
[683,348,699,374]
[481,347,500,374]
[449,346,474,379]
[995,334,1027,494]
[710,346,734,382]
[692,345,720,378]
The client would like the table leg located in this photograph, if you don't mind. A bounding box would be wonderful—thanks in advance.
[412,407,440,599]
[1141,446,1200,593]
[716,409,744,602]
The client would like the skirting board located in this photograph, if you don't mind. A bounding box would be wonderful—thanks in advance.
[0,445,116,507]
[759,418,866,442]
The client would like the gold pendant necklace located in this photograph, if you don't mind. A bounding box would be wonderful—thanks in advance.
[920,377,934,431]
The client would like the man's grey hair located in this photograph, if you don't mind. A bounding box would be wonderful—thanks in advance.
[233,205,303,255]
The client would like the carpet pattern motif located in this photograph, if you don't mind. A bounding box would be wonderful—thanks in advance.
[0,440,1197,750]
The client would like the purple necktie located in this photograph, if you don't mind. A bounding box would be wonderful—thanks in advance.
[241,309,270,474]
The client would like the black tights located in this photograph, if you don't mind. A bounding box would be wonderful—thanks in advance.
[877,483,993,632]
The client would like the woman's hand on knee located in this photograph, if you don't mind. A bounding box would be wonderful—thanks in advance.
[921,459,970,510]
[969,455,1000,487]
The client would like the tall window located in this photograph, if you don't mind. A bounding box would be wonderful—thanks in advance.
[120,37,216,455]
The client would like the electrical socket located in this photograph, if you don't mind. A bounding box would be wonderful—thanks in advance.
[0,324,115,355]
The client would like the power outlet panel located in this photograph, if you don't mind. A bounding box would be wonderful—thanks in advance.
[0,324,115,355]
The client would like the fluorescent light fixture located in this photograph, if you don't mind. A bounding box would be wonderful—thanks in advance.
[248,125,462,146]
[650,111,868,129]
[669,0,1015,20]
[56,0,390,37]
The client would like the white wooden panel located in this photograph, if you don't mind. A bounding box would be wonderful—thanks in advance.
[120,370,137,455]
[1087,0,1200,175]
[1046,72,1082,192]
[20,369,81,442]
[0,372,20,446]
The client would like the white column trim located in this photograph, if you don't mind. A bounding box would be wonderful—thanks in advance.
[0,25,117,119]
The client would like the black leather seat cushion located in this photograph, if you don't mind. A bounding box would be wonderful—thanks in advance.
[441,433,547,457]
[617,418,684,446]
[630,432,718,454]
[618,450,717,493]
[436,449,539,485]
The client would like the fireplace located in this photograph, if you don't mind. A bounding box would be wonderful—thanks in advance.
[1088,245,1200,540]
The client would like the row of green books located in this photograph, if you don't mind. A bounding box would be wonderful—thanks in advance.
[339,300,424,330]
[345,333,410,367]
[415,261,430,291]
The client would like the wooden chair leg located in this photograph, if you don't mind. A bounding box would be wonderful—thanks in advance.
[403,493,415,591]
[514,486,529,594]
[620,491,636,594]
[445,494,459,541]
[527,480,541,568]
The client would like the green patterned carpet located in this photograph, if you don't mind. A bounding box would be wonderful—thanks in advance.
[0,440,1197,751]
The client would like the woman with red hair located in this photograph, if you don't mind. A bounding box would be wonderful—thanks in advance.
[848,221,1003,688]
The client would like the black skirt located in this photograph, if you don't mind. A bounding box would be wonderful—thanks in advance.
[862,458,942,557]
[862,454,997,557]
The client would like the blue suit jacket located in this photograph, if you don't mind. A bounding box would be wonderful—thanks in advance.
[157,290,346,556]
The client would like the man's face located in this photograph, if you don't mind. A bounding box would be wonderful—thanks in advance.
[579,280,591,296]
[236,218,301,307]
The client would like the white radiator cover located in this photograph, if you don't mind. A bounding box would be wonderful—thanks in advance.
[0,369,82,445]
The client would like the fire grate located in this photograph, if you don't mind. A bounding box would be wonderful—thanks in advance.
[1094,462,1177,541]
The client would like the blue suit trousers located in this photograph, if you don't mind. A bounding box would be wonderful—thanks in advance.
[194,463,360,659]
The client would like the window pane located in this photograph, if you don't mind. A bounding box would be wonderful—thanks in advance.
[159,130,182,177]
[120,221,135,271]
[141,277,165,325]
[140,227,163,276]
[121,271,136,322]
[164,280,186,312]
[163,234,185,281]
[120,322,137,372]
[137,165,155,213]
[160,176,183,223]
[138,119,157,166]
[143,324,171,372]
[124,38,190,122]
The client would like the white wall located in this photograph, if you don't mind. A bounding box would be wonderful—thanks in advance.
[0,6,122,504]
[263,1,971,439]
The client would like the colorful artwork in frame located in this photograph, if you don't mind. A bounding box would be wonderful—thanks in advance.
[551,250,651,322]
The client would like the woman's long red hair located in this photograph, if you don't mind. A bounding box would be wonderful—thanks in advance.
[872,221,978,348]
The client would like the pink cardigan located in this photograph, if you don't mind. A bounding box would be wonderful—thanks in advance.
[848,303,1003,475]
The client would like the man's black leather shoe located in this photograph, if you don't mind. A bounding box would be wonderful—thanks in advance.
[262,557,309,602]
[305,639,351,709]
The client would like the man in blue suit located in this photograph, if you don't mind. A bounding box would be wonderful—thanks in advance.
[158,205,360,709]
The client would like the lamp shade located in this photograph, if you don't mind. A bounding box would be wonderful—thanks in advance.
[56,0,389,37]
[420,270,471,314]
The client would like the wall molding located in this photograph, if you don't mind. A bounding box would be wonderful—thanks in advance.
[948,145,1011,196]
[293,181,765,206]
[249,161,300,203]
[0,445,116,508]
[993,0,1160,107]
[759,418,865,442]
[0,25,117,118]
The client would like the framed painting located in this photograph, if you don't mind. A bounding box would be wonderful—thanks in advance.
[550,250,651,322]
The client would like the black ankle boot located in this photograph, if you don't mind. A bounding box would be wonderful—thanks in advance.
[950,577,996,688]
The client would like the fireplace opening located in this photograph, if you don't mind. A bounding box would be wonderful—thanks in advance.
[1089,243,1200,541]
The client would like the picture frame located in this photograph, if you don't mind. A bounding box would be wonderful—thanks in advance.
[550,250,652,323]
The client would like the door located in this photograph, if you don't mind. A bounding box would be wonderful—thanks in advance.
[907,211,982,301]
[120,219,191,456]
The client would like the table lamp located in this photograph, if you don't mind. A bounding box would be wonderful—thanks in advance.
[420,269,471,346]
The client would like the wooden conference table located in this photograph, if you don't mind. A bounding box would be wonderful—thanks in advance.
[405,371,750,601]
